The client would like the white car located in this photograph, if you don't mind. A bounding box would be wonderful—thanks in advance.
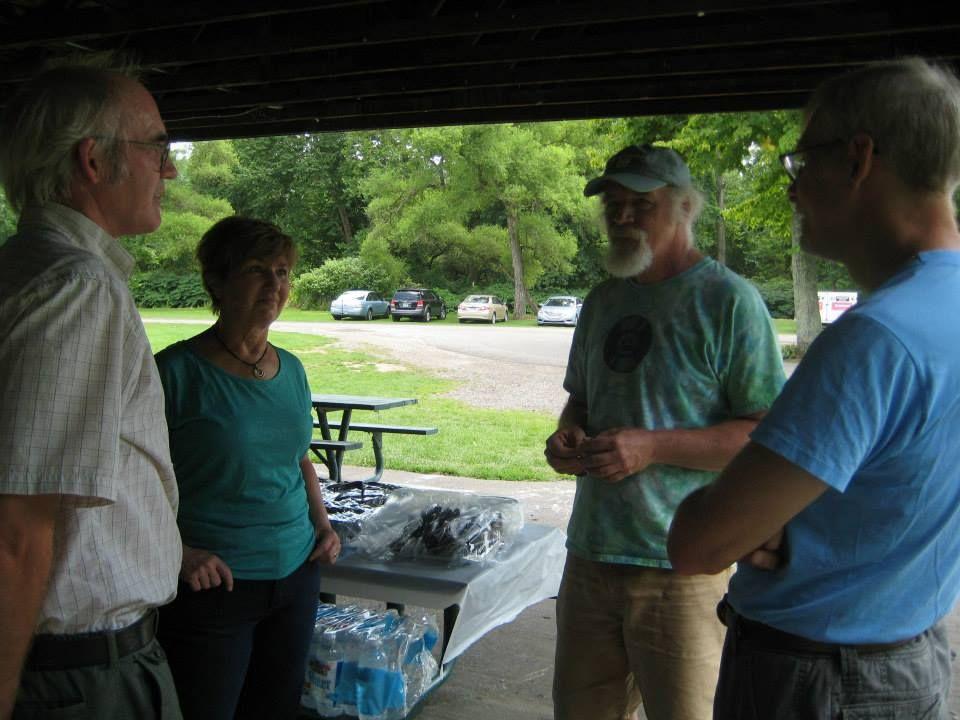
[329,290,391,320]
[457,294,509,324]
[537,296,582,326]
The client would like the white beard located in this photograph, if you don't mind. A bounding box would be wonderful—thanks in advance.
[604,230,653,278]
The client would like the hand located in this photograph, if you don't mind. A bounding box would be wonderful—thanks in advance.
[579,427,656,483]
[310,526,341,564]
[740,529,785,570]
[544,426,589,475]
[181,546,234,592]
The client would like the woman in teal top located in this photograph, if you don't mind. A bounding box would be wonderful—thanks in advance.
[155,216,340,720]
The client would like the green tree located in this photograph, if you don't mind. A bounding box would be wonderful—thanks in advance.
[186,140,238,200]
[0,193,16,243]
[122,181,232,273]
[359,124,584,317]
[228,134,367,268]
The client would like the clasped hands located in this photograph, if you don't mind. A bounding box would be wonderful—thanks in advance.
[544,425,656,483]
[544,426,786,571]
[180,527,342,593]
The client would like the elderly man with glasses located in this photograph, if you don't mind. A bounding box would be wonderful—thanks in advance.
[0,63,182,718]
[669,57,960,719]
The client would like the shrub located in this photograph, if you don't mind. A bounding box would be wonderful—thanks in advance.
[752,277,794,319]
[291,257,391,309]
[781,344,804,360]
[129,272,208,308]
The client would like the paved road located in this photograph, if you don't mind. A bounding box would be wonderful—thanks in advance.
[272,319,799,381]
[273,319,578,367]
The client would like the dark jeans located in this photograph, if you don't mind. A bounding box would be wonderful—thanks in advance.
[157,559,322,720]
[14,638,182,720]
[714,602,953,720]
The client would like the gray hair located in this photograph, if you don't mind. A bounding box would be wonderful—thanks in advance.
[805,57,960,194]
[663,184,706,248]
[0,60,137,213]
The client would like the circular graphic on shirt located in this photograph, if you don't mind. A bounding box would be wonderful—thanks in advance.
[603,315,652,373]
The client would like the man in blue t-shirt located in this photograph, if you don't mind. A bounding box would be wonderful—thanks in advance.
[668,57,960,718]
[545,144,785,720]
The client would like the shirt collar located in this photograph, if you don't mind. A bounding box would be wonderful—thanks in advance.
[18,203,136,279]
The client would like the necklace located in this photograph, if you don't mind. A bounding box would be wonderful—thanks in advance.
[212,327,269,378]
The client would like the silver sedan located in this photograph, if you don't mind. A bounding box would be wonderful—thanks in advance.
[330,290,390,320]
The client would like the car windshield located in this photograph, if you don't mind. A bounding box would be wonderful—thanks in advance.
[341,291,367,299]
[395,291,420,300]
[464,295,489,303]
[545,298,574,307]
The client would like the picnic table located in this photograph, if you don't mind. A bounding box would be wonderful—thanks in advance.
[316,521,566,684]
[310,393,437,483]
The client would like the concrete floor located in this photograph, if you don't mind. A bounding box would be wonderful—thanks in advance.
[330,466,960,720]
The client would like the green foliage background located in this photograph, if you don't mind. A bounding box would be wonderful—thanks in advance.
[0,112,865,316]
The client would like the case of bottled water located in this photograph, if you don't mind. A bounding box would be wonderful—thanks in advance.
[301,603,439,720]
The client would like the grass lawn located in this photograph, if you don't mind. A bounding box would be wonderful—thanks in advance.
[146,323,563,482]
[773,318,797,334]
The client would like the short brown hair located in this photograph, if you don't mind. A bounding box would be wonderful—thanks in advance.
[196,216,297,314]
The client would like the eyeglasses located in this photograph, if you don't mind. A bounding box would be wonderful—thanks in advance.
[93,136,172,172]
[779,139,844,181]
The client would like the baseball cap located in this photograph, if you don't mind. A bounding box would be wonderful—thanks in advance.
[583,144,692,197]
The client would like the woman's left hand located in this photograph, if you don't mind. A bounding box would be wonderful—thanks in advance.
[310,525,341,564]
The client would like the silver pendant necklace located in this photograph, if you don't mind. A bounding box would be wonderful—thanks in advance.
[212,326,269,378]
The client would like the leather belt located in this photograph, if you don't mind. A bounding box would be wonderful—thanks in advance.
[25,609,158,670]
[718,598,919,655]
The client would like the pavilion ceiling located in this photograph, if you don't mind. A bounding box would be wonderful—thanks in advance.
[1,0,957,140]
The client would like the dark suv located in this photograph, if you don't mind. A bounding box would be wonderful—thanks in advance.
[390,288,447,322]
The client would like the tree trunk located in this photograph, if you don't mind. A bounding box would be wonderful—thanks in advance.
[336,204,353,245]
[715,173,726,266]
[507,210,536,319]
[791,214,821,353]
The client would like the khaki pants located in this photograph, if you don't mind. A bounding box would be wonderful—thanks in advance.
[553,553,730,720]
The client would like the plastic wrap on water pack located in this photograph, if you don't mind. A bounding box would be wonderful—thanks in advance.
[346,487,524,565]
[300,603,440,720]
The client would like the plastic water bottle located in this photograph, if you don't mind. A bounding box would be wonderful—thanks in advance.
[306,627,342,718]
[334,626,360,718]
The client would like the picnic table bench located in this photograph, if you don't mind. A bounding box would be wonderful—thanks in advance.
[310,394,437,483]
[308,438,363,463]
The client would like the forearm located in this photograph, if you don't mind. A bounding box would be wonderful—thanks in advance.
[649,417,760,472]
[301,456,331,530]
[557,396,587,431]
[0,495,59,718]
[668,442,827,575]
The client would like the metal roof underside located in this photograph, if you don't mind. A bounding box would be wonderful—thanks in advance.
[1,1,958,141]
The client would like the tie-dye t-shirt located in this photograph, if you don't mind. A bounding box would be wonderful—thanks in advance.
[563,258,785,567]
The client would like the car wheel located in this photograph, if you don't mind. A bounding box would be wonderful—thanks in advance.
[366,308,374,321]
[490,313,496,324]
[503,312,508,322]
[424,309,431,322]
[392,315,400,322]
[333,315,342,321]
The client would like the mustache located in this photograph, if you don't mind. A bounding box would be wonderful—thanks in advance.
[607,228,646,243]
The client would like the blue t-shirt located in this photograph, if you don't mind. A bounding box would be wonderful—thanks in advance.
[155,340,316,580]
[564,258,786,566]
[729,251,960,643]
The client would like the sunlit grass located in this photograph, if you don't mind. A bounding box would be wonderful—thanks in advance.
[145,323,562,482]
[773,318,797,334]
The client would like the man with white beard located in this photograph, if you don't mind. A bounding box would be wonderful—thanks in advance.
[545,144,785,720]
